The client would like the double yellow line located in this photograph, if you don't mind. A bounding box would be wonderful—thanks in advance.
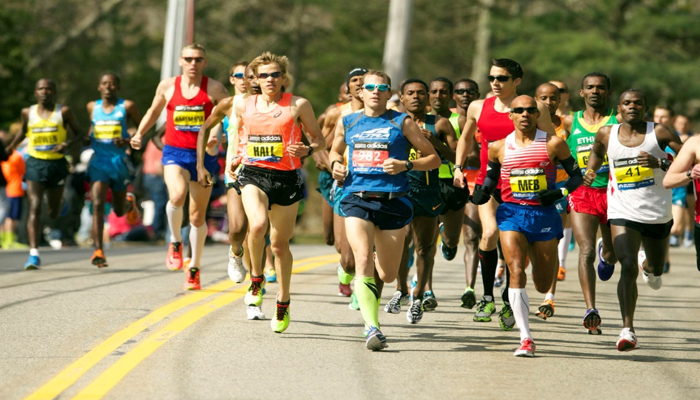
[25,253,339,400]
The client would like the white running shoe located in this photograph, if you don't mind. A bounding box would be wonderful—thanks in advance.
[616,328,637,351]
[228,246,247,283]
[246,305,265,320]
[638,250,662,290]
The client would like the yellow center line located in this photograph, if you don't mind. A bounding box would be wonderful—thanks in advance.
[70,255,339,400]
[24,253,338,400]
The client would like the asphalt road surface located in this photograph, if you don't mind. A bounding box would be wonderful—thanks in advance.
[2,243,699,400]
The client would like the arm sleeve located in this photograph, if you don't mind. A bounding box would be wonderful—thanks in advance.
[561,156,584,193]
[482,160,501,194]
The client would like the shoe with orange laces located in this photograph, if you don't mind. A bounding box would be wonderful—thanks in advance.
[184,267,201,290]
[557,266,566,281]
[91,249,108,268]
[166,242,184,271]
[535,299,555,320]
[125,193,141,225]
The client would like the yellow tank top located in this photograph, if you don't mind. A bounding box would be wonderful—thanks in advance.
[437,112,461,179]
[27,104,67,160]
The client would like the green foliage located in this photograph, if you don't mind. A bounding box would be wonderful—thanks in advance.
[0,6,32,129]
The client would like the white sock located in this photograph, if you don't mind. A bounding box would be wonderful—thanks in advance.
[30,248,40,257]
[189,223,207,268]
[166,201,183,243]
[558,227,572,269]
[545,292,554,301]
[509,288,531,341]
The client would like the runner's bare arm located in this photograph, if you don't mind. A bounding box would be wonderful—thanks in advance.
[195,97,232,187]
[453,100,481,187]
[392,117,440,174]
[290,97,328,167]
[583,125,612,186]
[329,117,348,183]
[663,135,700,189]
[131,78,173,150]
[432,117,457,163]
[208,79,230,104]
[60,106,84,152]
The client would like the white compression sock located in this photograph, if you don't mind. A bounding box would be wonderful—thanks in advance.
[558,227,573,269]
[166,201,183,243]
[508,287,531,341]
[189,223,207,268]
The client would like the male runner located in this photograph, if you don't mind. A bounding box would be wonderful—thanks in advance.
[549,80,572,117]
[471,95,583,356]
[562,72,619,333]
[584,89,681,351]
[6,79,83,269]
[453,59,555,328]
[130,44,229,290]
[229,61,249,96]
[86,73,141,267]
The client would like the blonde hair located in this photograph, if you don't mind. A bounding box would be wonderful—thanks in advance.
[365,69,392,87]
[249,52,289,76]
[181,43,206,55]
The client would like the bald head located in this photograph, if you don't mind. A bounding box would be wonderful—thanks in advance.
[511,95,538,109]
[536,83,560,97]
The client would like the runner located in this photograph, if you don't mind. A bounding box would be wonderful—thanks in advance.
[86,73,141,267]
[130,44,229,290]
[229,61,248,96]
[329,70,440,350]
[6,79,84,270]
[562,72,619,334]
[584,89,681,351]
[471,95,583,356]
[453,59,555,329]
[202,52,328,333]
[549,80,572,117]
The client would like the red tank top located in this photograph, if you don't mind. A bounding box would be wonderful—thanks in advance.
[476,96,514,185]
[241,93,302,171]
[500,130,556,205]
[165,76,213,149]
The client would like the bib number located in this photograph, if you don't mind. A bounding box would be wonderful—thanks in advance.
[614,157,654,190]
[247,135,284,162]
[31,126,59,152]
[509,168,547,200]
[173,105,205,132]
[576,144,609,173]
[352,141,388,173]
[94,120,123,142]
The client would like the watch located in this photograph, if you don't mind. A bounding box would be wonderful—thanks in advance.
[405,160,414,171]
[453,164,463,171]
[560,187,569,197]
[687,169,693,180]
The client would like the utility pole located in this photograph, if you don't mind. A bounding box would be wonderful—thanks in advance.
[472,0,494,93]
[383,0,413,87]
[158,0,192,129]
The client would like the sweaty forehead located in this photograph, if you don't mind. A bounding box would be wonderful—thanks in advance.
[536,84,559,97]
[620,92,644,103]
[364,74,387,85]
[429,81,449,90]
[181,49,204,58]
[511,96,537,108]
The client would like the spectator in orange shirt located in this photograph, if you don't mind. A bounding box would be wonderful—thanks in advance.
[1,130,26,249]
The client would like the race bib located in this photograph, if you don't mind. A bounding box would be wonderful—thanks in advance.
[614,157,654,190]
[510,168,547,200]
[576,144,609,173]
[31,126,60,152]
[247,134,284,162]
[352,141,388,174]
[93,120,122,142]
[173,105,205,132]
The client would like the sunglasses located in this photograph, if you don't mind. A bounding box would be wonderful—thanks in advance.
[510,107,539,114]
[363,84,390,92]
[487,75,511,83]
[183,57,204,63]
[257,71,283,79]
[231,72,244,79]
[454,88,479,95]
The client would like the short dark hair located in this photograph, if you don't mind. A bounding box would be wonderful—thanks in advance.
[581,72,611,90]
[491,58,523,79]
[430,77,453,94]
[455,78,479,93]
[100,73,121,86]
[619,89,647,105]
[401,78,428,94]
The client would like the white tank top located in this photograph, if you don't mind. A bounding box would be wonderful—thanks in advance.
[607,122,671,224]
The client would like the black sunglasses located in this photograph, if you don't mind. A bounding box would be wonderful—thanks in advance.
[183,57,204,63]
[258,71,283,79]
[454,88,479,95]
[487,75,511,83]
[510,107,539,114]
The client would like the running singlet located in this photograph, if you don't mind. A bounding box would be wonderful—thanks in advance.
[607,122,671,224]
[223,94,247,159]
[343,110,411,194]
[437,112,461,179]
[567,109,617,188]
[91,99,129,157]
[408,115,439,186]
[27,104,67,160]
[241,92,302,171]
[500,129,556,206]
[165,75,213,150]
[476,96,514,186]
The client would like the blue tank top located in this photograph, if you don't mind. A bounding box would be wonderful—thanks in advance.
[91,99,129,157]
[343,110,411,194]
[407,115,439,186]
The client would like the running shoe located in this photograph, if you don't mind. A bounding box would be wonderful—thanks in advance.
[514,338,536,357]
[125,192,140,225]
[91,249,108,268]
[498,302,516,331]
[338,283,353,297]
[583,308,602,334]
[663,261,670,274]
[638,250,662,290]
[597,238,615,281]
[557,266,566,281]
[494,266,504,287]
[265,268,277,283]
[365,327,388,351]
[535,299,555,320]
[184,267,201,290]
[244,275,266,306]
[440,242,458,261]
[422,291,438,311]
[384,290,409,314]
[348,293,360,310]
[460,288,477,309]
[616,328,637,351]
[246,306,265,320]
[166,242,183,271]
[669,234,679,247]
[227,246,246,283]
[473,297,496,322]
[24,254,41,270]
[683,231,693,248]
[406,299,424,324]
[336,263,354,285]
[271,302,290,333]
[410,273,418,290]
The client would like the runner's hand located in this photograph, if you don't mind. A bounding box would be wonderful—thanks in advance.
[383,158,404,175]
[130,133,143,150]
[228,157,241,180]
[453,168,466,188]
[113,137,128,148]
[637,151,656,168]
[52,142,67,153]
[536,189,563,207]
[197,167,212,188]
[288,142,310,158]
[332,160,347,183]
[583,169,596,187]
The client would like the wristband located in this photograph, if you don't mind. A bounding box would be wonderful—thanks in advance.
[687,169,693,180]
[453,164,463,171]
[307,146,314,156]
[560,187,569,197]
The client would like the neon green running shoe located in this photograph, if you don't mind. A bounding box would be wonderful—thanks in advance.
[337,263,354,285]
[271,302,290,333]
[348,292,360,310]
[461,288,477,309]
[473,297,495,322]
[244,275,266,306]
[498,302,515,331]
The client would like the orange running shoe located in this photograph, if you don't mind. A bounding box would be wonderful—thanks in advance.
[91,249,108,268]
[185,267,201,290]
[125,192,141,225]
[535,299,555,320]
[166,242,184,271]
[557,266,566,281]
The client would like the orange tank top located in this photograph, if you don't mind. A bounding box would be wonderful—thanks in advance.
[241,93,302,171]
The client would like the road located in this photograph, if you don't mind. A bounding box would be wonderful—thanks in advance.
[2,243,699,400]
